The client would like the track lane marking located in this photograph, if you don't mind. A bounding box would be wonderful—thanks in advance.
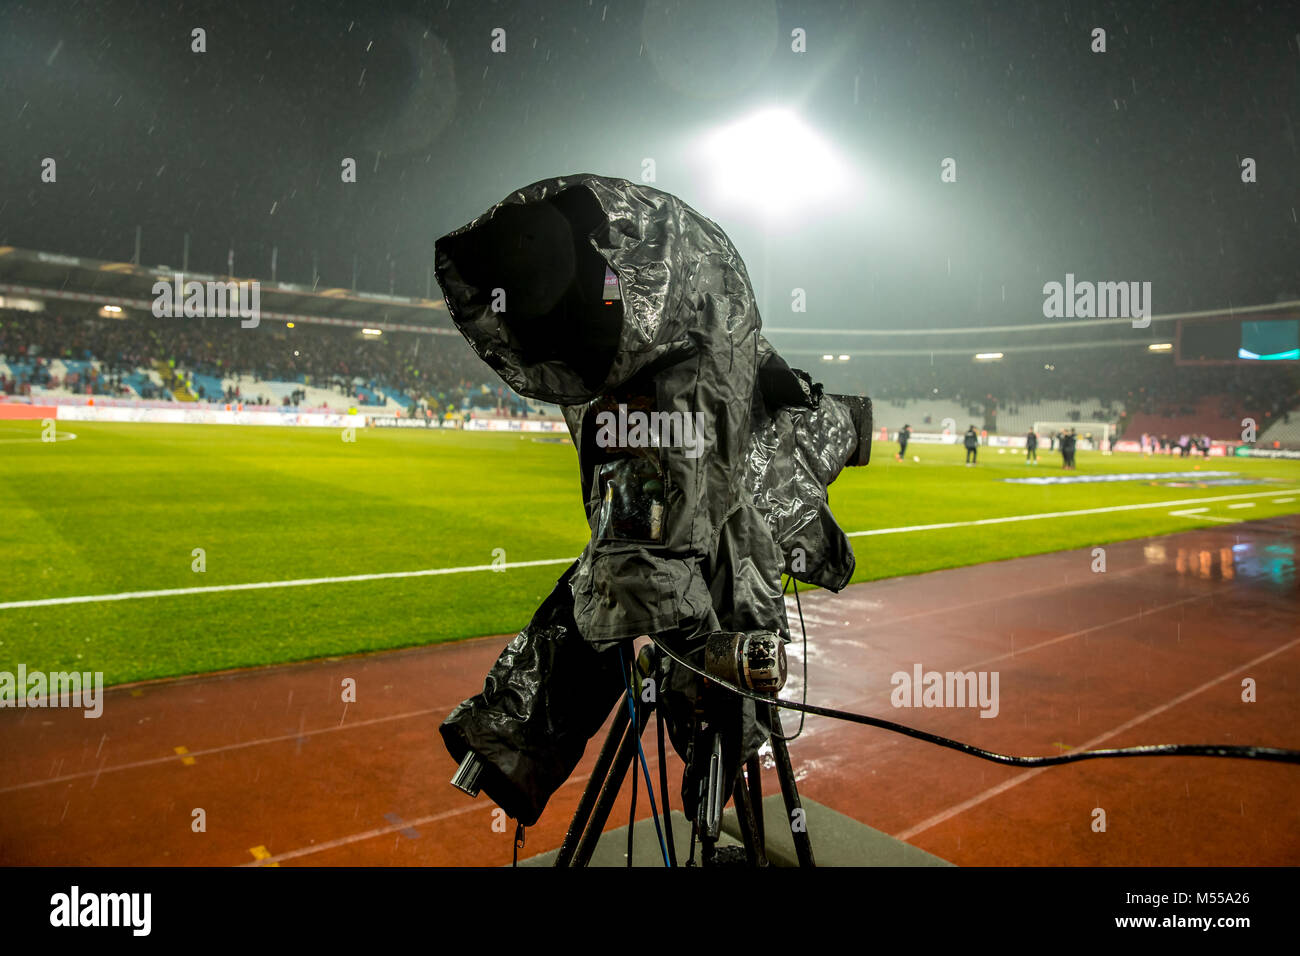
[0,706,452,794]
[892,635,1300,843]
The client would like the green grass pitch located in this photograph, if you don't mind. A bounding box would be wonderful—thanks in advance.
[1,419,1297,686]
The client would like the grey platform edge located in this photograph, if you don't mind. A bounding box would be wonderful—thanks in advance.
[518,796,953,867]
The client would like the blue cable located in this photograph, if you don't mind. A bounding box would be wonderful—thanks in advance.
[618,644,672,867]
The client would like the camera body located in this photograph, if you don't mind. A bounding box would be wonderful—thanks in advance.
[434,174,869,826]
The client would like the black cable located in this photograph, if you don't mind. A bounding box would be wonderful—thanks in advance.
[626,653,637,867]
[655,701,678,867]
[627,733,637,867]
[617,644,671,866]
[652,638,1300,768]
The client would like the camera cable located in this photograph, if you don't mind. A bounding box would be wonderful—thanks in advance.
[651,637,1300,768]
[618,644,673,866]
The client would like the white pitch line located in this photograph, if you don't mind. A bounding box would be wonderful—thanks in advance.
[0,557,575,611]
[1227,502,1256,509]
[1168,507,1237,524]
[847,487,1295,538]
[0,431,78,444]
[1,487,1295,613]
[1275,497,1297,504]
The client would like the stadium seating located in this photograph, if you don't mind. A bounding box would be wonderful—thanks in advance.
[995,399,1118,435]
[1123,395,1260,442]
[4,313,1297,441]
[870,398,980,432]
[1256,414,1300,445]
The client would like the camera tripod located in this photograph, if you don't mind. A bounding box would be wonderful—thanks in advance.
[553,642,815,867]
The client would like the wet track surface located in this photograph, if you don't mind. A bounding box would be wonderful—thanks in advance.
[2,515,1296,866]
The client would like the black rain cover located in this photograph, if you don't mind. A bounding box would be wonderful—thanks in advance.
[435,175,866,826]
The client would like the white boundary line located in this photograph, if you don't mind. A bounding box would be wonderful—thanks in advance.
[0,558,575,611]
[845,488,1295,538]
[0,431,78,444]
[1,488,1295,612]
[1169,507,1237,524]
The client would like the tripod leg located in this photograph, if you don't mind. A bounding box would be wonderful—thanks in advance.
[732,768,768,867]
[655,703,678,867]
[745,754,764,848]
[571,697,651,867]
[768,704,815,867]
[555,700,631,866]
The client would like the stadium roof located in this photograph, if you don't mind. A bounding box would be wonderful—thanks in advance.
[765,299,1300,358]
[0,246,458,336]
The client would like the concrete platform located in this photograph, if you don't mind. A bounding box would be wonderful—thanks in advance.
[520,797,952,866]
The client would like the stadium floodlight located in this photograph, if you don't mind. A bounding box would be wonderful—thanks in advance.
[838,354,850,361]
[101,304,121,313]
[822,354,834,361]
[0,295,43,312]
[974,352,1004,361]
[286,321,295,329]
[694,107,853,222]
[1148,342,1172,351]
[361,328,383,336]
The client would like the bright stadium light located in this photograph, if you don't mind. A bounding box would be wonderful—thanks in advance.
[975,352,1004,361]
[838,354,850,361]
[695,108,852,221]
[1148,342,1172,351]
[362,328,383,336]
[822,354,834,361]
[0,295,44,312]
[101,304,121,313]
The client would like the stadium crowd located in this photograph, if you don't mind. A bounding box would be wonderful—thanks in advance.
[0,313,495,412]
[3,313,1296,432]
[829,349,1297,430]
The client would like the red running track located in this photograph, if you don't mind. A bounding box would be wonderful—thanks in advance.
[1,516,1296,866]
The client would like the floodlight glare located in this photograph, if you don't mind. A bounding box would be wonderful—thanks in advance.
[696,108,852,220]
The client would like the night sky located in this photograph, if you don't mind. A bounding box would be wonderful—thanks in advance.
[1,0,1297,329]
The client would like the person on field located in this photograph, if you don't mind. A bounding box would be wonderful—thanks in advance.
[1061,428,1077,469]
[1025,428,1038,464]
[964,425,978,465]
[896,424,912,461]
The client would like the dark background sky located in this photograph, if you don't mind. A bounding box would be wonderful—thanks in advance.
[1,0,1297,330]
